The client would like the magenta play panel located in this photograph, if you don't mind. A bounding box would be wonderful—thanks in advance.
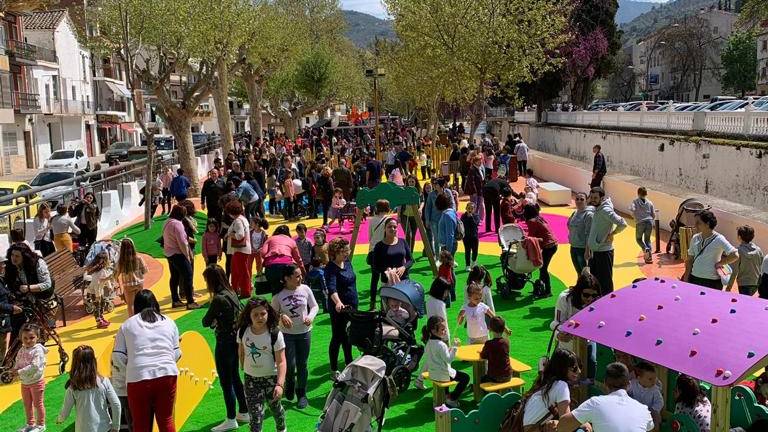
[560,278,768,386]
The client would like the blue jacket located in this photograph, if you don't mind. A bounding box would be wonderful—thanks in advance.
[425,190,455,226]
[438,208,458,252]
[324,260,358,309]
[169,175,191,199]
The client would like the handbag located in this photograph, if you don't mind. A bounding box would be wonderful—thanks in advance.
[500,393,559,432]
[229,219,248,248]
[683,234,717,280]
[366,217,389,266]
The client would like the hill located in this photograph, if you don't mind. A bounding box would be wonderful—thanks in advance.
[619,0,723,41]
[617,0,660,24]
[343,10,396,48]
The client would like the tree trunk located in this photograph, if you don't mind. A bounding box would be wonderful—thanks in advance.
[166,112,200,197]
[212,58,234,154]
[243,68,263,145]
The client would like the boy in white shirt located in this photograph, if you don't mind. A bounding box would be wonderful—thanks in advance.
[458,283,496,344]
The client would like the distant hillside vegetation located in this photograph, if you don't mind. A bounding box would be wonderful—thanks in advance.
[617,0,659,24]
[343,10,396,49]
[620,0,723,42]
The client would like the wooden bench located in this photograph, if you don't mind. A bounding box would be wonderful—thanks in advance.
[422,371,458,406]
[538,182,572,206]
[479,377,525,394]
[45,249,87,327]
[510,357,533,377]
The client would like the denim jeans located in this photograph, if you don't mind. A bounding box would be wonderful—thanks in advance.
[570,247,587,276]
[283,331,311,397]
[215,337,247,419]
[430,221,441,257]
[470,194,485,222]
[167,254,193,304]
[635,220,653,251]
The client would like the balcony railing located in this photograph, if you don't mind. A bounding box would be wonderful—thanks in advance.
[96,99,128,113]
[51,99,93,115]
[12,91,41,113]
[95,64,124,81]
[7,39,57,63]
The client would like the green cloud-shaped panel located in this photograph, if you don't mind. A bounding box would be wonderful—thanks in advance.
[355,182,421,208]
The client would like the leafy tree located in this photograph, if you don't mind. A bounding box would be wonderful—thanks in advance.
[606,50,638,102]
[721,31,757,97]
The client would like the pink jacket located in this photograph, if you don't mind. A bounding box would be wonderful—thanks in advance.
[523,237,543,267]
[163,219,189,258]
[202,231,222,257]
[260,235,305,271]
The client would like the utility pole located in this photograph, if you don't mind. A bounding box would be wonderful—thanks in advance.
[365,67,386,161]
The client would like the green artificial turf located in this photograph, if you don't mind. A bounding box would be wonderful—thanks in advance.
[114,212,209,258]
[0,225,565,432]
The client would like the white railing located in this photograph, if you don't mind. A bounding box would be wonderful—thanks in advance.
[512,110,768,137]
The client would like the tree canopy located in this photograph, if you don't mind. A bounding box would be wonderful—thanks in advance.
[721,31,757,98]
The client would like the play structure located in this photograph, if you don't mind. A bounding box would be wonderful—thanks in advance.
[560,278,768,432]
[350,182,438,275]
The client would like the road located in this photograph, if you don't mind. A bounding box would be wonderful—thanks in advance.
[0,155,107,183]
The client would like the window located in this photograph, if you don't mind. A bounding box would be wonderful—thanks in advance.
[2,131,18,155]
[305,117,310,125]
[52,76,59,100]
[76,150,83,158]
[763,40,768,51]
[72,85,77,101]
[0,71,12,109]
[713,26,719,35]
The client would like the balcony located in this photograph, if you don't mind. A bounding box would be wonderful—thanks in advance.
[94,64,124,82]
[95,99,128,114]
[231,107,250,117]
[51,99,93,115]
[7,39,57,64]
[12,91,41,113]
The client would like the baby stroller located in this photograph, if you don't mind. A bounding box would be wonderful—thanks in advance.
[496,223,545,299]
[347,280,425,393]
[667,198,710,259]
[0,292,69,384]
[317,355,393,432]
[82,240,121,315]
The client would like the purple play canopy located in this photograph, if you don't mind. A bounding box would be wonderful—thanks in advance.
[560,278,768,387]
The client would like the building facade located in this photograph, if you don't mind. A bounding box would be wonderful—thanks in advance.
[757,21,768,96]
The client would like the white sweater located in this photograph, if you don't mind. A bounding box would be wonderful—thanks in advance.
[426,297,449,341]
[423,339,457,382]
[112,313,181,387]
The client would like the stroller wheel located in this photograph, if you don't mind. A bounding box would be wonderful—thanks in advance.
[85,302,95,314]
[532,280,550,299]
[392,365,411,393]
[59,352,69,375]
[105,301,115,314]
[0,370,14,384]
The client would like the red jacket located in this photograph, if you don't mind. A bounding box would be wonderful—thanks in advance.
[464,165,485,196]
[525,218,557,249]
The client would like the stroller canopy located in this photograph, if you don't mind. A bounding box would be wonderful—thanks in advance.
[499,223,526,249]
[380,280,425,317]
[337,355,387,399]
[84,239,121,267]
[676,198,710,228]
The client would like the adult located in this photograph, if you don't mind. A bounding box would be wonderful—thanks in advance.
[201,169,225,223]
[318,167,335,228]
[201,266,249,432]
[224,200,252,298]
[567,192,594,276]
[513,137,529,177]
[71,192,100,251]
[436,193,459,256]
[113,290,181,432]
[365,155,383,189]
[271,264,318,409]
[367,200,391,311]
[169,168,191,201]
[464,155,486,222]
[425,178,455,257]
[524,204,558,298]
[587,187,627,295]
[520,349,582,428]
[682,210,738,290]
[373,218,414,291]
[482,177,509,233]
[259,225,306,293]
[4,243,53,298]
[550,273,600,377]
[32,203,55,257]
[591,145,607,188]
[674,375,711,432]
[51,203,80,252]
[399,176,421,252]
[0,255,22,360]
[162,205,199,310]
[546,362,654,432]
[233,176,259,221]
[159,167,174,214]
[331,158,354,200]
[325,238,358,377]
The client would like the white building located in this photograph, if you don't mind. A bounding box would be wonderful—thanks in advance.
[757,21,768,96]
[23,10,97,166]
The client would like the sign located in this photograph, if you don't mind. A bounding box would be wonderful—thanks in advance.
[649,74,659,86]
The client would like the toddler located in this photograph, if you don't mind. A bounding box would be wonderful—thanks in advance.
[421,316,469,408]
[15,323,47,432]
[458,283,496,344]
[85,252,114,328]
[727,225,764,296]
[629,361,664,431]
[630,187,655,264]
[295,224,313,274]
[437,250,457,305]
[480,316,513,383]
[267,172,280,215]
[114,238,147,317]
[465,265,496,313]
[250,217,269,275]
[385,298,411,328]
[330,188,347,233]
[311,229,329,267]
[202,219,222,265]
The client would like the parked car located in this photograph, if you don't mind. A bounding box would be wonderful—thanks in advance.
[626,102,661,111]
[714,100,750,111]
[0,181,38,233]
[29,169,89,206]
[709,96,737,103]
[192,132,212,145]
[689,100,739,112]
[104,141,134,163]
[43,149,90,171]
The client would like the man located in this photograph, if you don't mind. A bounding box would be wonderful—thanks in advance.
[591,145,607,188]
[546,362,654,432]
[464,155,486,222]
[425,178,456,256]
[200,169,225,222]
[481,177,509,233]
[396,144,412,176]
[169,168,191,201]
[587,187,627,295]
[233,177,259,220]
[513,137,529,177]
[365,155,383,189]
[332,158,355,200]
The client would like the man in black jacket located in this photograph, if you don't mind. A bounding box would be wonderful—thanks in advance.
[482,177,511,233]
[0,258,23,360]
[201,169,225,222]
[591,145,607,188]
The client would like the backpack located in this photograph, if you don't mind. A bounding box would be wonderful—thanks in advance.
[455,217,465,241]
[83,203,99,229]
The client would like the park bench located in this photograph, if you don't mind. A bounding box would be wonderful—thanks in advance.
[538,182,572,206]
[421,371,458,407]
[45,249,87,326]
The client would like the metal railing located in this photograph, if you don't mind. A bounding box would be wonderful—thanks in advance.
[7,39,57,63]
[0,139,221,235]
[12,91,41,113]
[51,99,93,115]
[94,64,124,81]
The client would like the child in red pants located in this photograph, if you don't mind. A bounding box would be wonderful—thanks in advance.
[14,323,47,432]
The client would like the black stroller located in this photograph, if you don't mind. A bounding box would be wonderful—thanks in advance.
[347,280,425,393]
[667,198,710,259]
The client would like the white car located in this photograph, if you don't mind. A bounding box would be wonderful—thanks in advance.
[29,169,90,206]
[43,149,91,171]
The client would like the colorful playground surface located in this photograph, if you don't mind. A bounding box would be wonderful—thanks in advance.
[0,189,692,432]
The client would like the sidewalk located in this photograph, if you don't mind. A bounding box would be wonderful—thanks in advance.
[0,155,105,183]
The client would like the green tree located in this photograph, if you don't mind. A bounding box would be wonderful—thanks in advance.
[721,31,757,97]
[739,0,768,26]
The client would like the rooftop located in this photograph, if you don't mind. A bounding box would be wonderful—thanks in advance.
[23,9,66,30]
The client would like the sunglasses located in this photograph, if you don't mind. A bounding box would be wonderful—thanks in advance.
[569,366,581,373]
[581,291,598,299]
[575,198,586,201]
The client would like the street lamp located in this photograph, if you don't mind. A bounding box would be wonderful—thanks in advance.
[365,67,386,161]
[638,39,666,101]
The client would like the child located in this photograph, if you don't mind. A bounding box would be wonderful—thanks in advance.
[630,187,655,264]
[267,172,279,216]
[460,202,481,270]
[57,345,121,432]
[306,257,328,313]
[330,188,347,233]
[629,361,664,431]
[458,283,496,344]
[15,323,47,432]
[85,252,114,329]
[250,218,269,275]
[295,224,313,274]
[438,250,457,306]
[385,298,411,328]
[114,238,147,317]
[525,168,539,195]
[202,219,223,265]
[282,171,296,220]
[421,316,469,408]
[727,225,764,296]
[466,265,496,313]
[479,316,512,383]
[311,229,329,266]
[415,278,453,390]
[236,298,287,432]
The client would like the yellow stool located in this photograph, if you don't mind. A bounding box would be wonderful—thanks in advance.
[479,377,525,395]
[421,372,458,406]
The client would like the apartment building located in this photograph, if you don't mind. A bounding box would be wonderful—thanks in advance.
[757,21,768,96]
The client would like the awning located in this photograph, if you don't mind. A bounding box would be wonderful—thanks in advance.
[98,122,118,128]
[105,81,132,98]
[120,123,136,132]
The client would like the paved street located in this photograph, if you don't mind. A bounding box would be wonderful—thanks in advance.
[0,155,105,183]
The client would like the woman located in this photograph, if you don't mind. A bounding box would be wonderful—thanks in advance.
[325,237,358,377]
[224,200,252,298]
[368,200,391,310]
[399,176,421,253]
[32,204,54,257]
[162,205,199,310]
[113,290,181,432]
[436,193,459,255]
[71,192,101,251]
[567,192,594,277]
[318,167,335,229]
[523,204,558,298]
[202,266,249,431]
[271,264,318,409]
[464,155,486,222]
[4,243,53,298]
[682,210,738,290]
[179,200,199,276]
[373,218,414,293]
[521,349,584,429]
[550,273,600,379]
[674,374,711,432]
[260,225,306,293]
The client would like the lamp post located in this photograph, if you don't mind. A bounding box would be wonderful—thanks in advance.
[365,67,386,161]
